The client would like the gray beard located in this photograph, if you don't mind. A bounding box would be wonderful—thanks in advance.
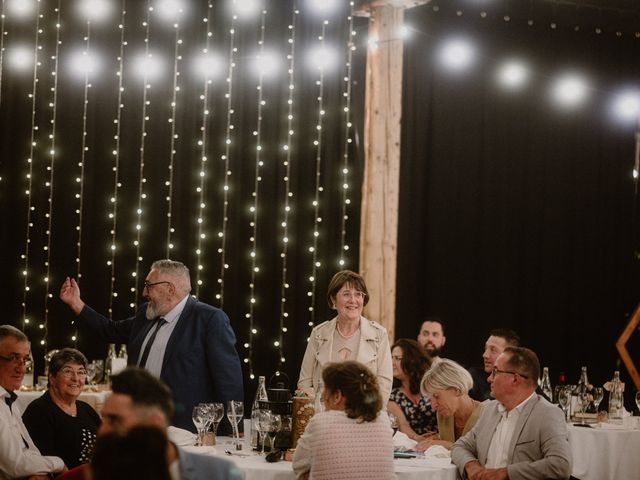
[146,302,163,320]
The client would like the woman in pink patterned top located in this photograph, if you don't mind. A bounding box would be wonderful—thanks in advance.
[292,361,396,480]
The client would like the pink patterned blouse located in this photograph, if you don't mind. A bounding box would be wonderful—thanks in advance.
[292,410,396,480]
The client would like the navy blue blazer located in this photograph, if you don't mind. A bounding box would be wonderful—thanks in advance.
[79,296,244,432]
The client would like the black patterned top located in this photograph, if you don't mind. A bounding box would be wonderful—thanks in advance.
[22,390,101,468]
[389,388,438,435]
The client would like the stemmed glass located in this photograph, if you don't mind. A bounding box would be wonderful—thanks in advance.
[267,414,282,452]
[254,410,271,454]
[388,412,399,435]
[577,391,589,424]
[85,363,97,389]
[192,406,206,446]
[635,391,640,414]
[226,400,244,450]
[209,402,224,441]
[558,386,571,421]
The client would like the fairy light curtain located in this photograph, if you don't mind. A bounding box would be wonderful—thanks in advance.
[0,0,365,384]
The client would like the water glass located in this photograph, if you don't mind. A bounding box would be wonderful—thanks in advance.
[192,406,206,446]
[226,400,244,449]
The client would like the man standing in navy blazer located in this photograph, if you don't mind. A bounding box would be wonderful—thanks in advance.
[60,259,244,433]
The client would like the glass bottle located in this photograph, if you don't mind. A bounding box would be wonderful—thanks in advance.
[608,371,623,423]
[104,344,117,382]
[118,344,128,360]
[540,367,553,402]
[570,366,588,420]
[251,376,269,449]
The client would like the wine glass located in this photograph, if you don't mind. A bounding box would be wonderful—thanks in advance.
[86,363,96,387]
[267,414,282,452]
[192,406,206,446]
[558,386,570,421]
[255,410,271,454]
[251,409,266,455]
[388,412,399,436]
[210,402,224,440]
[226,400,244,449]
[635,391,640,414]
[577,391,589,424]
[593,387,604,413]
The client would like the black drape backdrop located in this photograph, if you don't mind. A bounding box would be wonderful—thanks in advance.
[397,1,640,405]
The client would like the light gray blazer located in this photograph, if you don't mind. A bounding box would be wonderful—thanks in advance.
[451,394,572,480]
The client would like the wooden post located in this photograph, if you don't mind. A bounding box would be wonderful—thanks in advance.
[354,1,430,341]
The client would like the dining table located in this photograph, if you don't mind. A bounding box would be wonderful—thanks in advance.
[567,419,640,480]
[183,436,457,480]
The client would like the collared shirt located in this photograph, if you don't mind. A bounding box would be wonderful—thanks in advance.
[485,391,536,468]
[0,386,64,479]
[138,294,189,377]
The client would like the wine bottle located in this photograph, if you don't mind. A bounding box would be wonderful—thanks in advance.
[608,371,623,423]
[251,376,269,449]
[570,366,588,420]
[540,367,553,402]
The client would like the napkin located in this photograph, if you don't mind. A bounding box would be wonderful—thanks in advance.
[392,431,417,451]
[422,445,450,459]
[168,426,197,446]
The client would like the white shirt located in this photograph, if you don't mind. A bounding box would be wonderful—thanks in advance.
[138,294,188,377]
[0,386,64,479]
[485,392,536,468]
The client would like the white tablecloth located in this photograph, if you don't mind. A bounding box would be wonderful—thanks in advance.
[202,438,456,480]
[16,389,110,414]
[568,422,640,480]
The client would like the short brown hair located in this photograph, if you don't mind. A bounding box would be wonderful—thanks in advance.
[326,270,369,307]
[503,346,539,387]
[322,361,381,422]
[48,348,88,377]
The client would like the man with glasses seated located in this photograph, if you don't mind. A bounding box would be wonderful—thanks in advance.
[0,325,67,479]
[23,348,101,469]
[59,259,243,433]
[452,347,572,480]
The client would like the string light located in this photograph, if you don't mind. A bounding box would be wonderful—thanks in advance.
[43,1,66,344]
[216,8,240,307]
[306,17,330,331]
[107,0,127,320]
[74,2,99,290]
[0,0,7,108]
[276,5,300,372]
[131,1,156,311]
[20,0,43,343]
[338,3,356,268]
[551,73,590,108]
[193,2,221,296]
[156,0,185,258]
[245,7,269,381]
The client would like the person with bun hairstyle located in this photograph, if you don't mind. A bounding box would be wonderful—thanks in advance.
[293,361,395,480]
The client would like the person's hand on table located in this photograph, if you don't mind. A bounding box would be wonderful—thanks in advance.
[465,461,507,480]
[414,435,452,452]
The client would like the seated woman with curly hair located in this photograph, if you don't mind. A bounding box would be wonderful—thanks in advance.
[387,339,437,441]
[293,361,394,480]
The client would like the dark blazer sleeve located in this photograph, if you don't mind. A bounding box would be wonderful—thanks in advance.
[204,308,244,402]
[78,305,145,346]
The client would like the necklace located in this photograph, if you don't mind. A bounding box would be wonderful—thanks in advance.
[336,322,359,339]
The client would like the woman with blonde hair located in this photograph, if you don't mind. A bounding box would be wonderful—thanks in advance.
[416,358,483,451]
[293,361,395,480]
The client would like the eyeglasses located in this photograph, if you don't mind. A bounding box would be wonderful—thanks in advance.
[59,367,88,379]
[338,290,367,300]
[0,354,33,368]
[491,367,528,379]
[143,280,171,290]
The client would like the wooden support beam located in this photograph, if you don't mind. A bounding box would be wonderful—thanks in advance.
[358,4,405,341]
[353,0,432,17]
